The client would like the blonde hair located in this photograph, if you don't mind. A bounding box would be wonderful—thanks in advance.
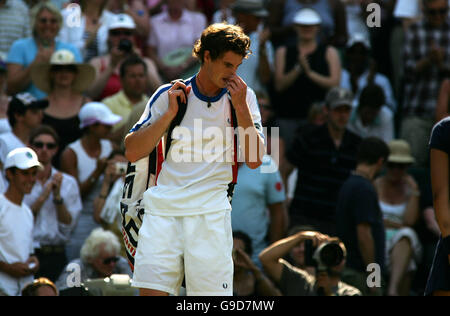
[30,1,63,36]
[22,277,58,296]
[80,228,121,262]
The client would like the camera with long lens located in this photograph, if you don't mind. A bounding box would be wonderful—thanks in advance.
[304,239,345,272]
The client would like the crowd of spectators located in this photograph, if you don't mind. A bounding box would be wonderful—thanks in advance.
[0,0,447,296]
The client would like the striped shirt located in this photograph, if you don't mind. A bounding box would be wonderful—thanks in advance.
[287,124,362,224]
[0,0,31,56]
[402,19,450,119]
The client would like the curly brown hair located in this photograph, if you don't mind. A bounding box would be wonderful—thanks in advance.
[192,23,252,64]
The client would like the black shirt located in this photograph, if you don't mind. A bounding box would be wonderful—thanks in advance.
[274,43,330,119]
[336,174,386,273]
[287,124,362,224]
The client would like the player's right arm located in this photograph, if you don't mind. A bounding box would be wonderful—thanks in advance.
[430,148,450,238]
[124,82,190,162]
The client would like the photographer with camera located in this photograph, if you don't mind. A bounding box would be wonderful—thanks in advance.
[88,13,161,101]
[93,150,129,258]
[259,229,361,296]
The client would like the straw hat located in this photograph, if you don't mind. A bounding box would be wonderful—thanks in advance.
[387,140,415,164]
[30,49,96,93]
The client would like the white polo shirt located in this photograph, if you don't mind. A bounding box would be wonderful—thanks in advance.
[131,75,264,216]
[0,194,34,296]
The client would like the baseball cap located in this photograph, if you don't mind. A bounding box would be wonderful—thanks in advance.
[292,8,322,25]
[79,102,122,129]
[4,147,43,170]
[7,92,48,117]
[108,14,136,30]
[347,33,371,50]
[231,0,269,17]
[325,87,353,109]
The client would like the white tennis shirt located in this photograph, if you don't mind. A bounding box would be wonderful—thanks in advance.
[130,75,264,216]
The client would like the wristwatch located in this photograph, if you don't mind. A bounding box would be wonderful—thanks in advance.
[53,197,64,205]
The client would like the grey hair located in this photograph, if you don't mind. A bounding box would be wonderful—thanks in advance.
[80,228,121,262]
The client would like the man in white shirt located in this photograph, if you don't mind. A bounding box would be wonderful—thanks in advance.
[347,83,394,144]
[0,92,48,170]
[0,147,42,296]
[125,23,265,296]
[24,125,82,282]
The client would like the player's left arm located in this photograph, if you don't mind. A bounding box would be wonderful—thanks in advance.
[226,74,265,169]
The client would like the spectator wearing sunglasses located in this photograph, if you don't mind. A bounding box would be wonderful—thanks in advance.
[374,140,422,296]
[23,125,82,282]
[400,0,450,168]
[30,49,95,168]
[88,13,162,101]
[60,102,121,262]
[55,227,132,293]
[6,1,82,99]
[0,92,48,171]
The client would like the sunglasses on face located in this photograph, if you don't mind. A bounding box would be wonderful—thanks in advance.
[38,17,58,25]
[50,65,78,73]
[426,7,448,16]
[102,256,119,265]
[109,30,133,37]
[32,141,57,150]
[387,162,408,169]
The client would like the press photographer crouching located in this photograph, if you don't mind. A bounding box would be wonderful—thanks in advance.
[259,230,361,296]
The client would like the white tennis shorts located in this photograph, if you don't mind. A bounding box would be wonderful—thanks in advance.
[131,210,233,296]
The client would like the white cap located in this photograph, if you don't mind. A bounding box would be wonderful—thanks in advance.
[79,102,122,129]
[347,33,371,49]
[4,147,43,170]
[108,13,136,30]
[292,8,322,25]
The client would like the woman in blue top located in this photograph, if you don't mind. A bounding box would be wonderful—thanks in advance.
[6,1,82,99]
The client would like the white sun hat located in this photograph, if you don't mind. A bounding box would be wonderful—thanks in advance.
[79,102,122,129]
[30,49,96,93]
[292,8,322,25]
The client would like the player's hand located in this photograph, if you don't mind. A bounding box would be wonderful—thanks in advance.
[226,74,247,109]
[167,81,191,120]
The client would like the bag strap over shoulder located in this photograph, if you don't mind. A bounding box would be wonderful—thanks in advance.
[165,79,188,157]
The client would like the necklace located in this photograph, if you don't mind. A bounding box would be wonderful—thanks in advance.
[196,75,218,108]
